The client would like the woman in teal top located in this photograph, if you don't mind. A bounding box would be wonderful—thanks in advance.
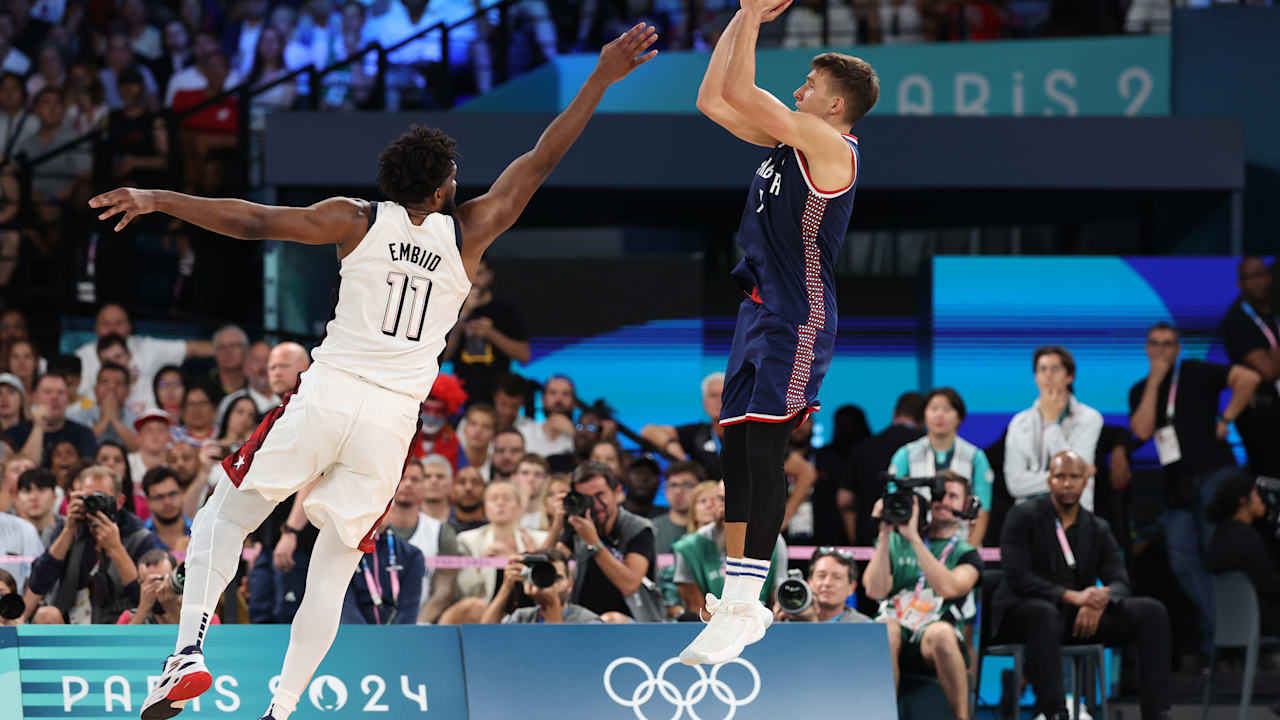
[888,387,993,546]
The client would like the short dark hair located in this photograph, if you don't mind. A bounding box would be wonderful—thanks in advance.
[923,387,966,422]
[376,125,460,207]
[17,467,56,493]
[495,427,525,445]
[182,385,211,408]
[810,53,879,125]
[48,354,81,376]
[893,392,925,424]
[665,460,706,483]
[1207,471,1256,523]
[1032,345,1076,377]
[117,66,145,88]
[1148,322,1179,339]
[141,466,181,497]
[0,568,16,595]
[538,547,569,567]
[98,361,129,383]
[937,468,971,494]
[517,453,550,473]
[493,372,526,399]
[97,333,128,357]
[153,365,185,406]
[138,548,176,570]
[34,372,67,391]
[809,546,855,582]
[572,461,620,491]
[32,86,60,107]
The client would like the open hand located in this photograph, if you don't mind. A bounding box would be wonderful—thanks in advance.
[89,187,157,232]
[594,23,659,85]
[1072,605,1102,639]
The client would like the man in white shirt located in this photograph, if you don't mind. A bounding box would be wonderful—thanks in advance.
[164,31,243,107]
[521,374,577,459]
[286,0,339,71]
[1004,346,1104,511]
[74,303,214,411]
[0,511,42,592]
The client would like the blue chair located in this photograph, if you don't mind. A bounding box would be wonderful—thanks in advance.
[1201,572,1280,720]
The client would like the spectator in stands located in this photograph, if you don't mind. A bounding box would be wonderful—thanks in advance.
[73,304,214,412]
[0,167,20,288]
[105,68,169,190]
[460,403,497,480]
[557,462,656,619]
[340,524,424,624]
[155,20,195,98]
[225,0,269,79]
[773,547,872,623]
[994,450,1172,720]
[809,405,869,546]
[5,339,36,394]
[1128,321,1259,654]
[641,372,726,480]
[27,43,66,98]
[152,366,187,425]
[95,334,142,414]
[63,62,108,135]
[652,460,704,553]
[864,469,982,712]
[68,363,138,450]
[127,409,171,482]
[387,459,459,607]
[1004,346,1103,510]
[1205,473,1280,636]
[119,0,162,62]
[456,479,546,599]
[101,31,159,110]
[622,455,662,519]
[286,0,339,71]
[674,479,786,617]
[411,373,467,469]
[525,472,570,533]
[27,464,158,624]
[215,394,258,454]
[521,374,577,464]
[420,454,455,527]
[199,325,250,406]
[0,308,25,357]
[489,372,530,434]
[16,467,59,547]
[46,440,82,488]
[215,340,274,422]
[52,356,89,413]
[449,466,488,532]
[266,341,308,398]
[7,374,96,466]
[165,31,242,107]
[0,568,23,623]
[117,549,208,626]
[491,428,525,481]
[482,548,602,623]
[0,475,43,591]
[141,467,190,553]
[889,387,994,546]
[589,439,625,477]
[176,386,217,444]
[0,455,32,510]
[780,418,819,543]
[0,71,35,161]
[1219,257,1280,477]
[94,440,142,519]
[317,1,377,111]
[0,372,26,434]
[445,259,530,405]
[247,26,296,111]
[513,453,550,527]
[781,0,858,47]
[16,88,91,251]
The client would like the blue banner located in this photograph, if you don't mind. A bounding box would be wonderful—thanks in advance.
[464,36,1170,116]
[460,623,896,720]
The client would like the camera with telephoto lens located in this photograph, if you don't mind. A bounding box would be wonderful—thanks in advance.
[776,569,813,615]
[520,553,558,589]
[880,472,980,535]
[562,490,593,518]
[81,491,117,522]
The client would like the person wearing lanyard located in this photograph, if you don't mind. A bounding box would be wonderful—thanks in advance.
[339,530,424,625]
[863,469,983,720]
[1219,257,1280,477]
[1129,322,1259,657]
[993,450,1173,720]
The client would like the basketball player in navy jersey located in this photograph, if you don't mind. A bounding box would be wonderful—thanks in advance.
[90,25,658,720]
[679,0,878,665]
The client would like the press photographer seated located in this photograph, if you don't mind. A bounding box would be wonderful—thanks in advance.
[772,546,871,623]
[1204,473,1280,636]
[863,469,983,720]
[481,548,601,623]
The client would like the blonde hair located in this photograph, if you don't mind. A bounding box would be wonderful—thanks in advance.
[533,474,572,531]
[686,481,721,534]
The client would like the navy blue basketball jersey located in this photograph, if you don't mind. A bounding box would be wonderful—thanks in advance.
[730,135,859,331]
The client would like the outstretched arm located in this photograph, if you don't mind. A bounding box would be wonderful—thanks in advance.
[696,9,787,147]
[89,191,370,255]
[453,24,658,273]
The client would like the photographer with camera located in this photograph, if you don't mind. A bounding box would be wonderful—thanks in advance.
[863,469,983,720]
[25,464,158,623]
[480,548,602,623]
[117,549,219,628]
[773,547,871,623]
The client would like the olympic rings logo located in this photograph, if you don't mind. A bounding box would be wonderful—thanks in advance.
[602,656,761,720]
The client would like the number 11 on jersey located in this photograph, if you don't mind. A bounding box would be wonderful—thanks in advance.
[382,271,433,341]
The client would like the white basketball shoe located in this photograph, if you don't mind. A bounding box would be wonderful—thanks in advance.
[679,594,773,665]
[140,646,212,720]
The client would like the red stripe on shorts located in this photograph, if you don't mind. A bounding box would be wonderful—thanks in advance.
[221,377,302,487]
[357,415,424,553]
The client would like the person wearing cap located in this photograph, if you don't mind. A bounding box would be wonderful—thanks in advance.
[67,362,139,451]
[622,455,663,519]
[5,373,97,466]
[0,371,25,434]
[1205,473,1280,636]
[127,409,171,483]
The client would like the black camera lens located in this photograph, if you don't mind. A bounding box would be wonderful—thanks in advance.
[562,490,592,518]
[0,593,23,620]
[521,554,558,589]
[777,570,812,614]
[82,491,117,522]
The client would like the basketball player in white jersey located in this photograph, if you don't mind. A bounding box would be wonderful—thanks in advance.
[90,25,658,720]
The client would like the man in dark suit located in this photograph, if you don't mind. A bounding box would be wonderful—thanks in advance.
[993,450,1172,720]
[836,392,925,547]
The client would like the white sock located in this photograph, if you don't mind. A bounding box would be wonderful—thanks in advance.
[265,692,298,720]
[723,556,770,602]
[176,481,273,653]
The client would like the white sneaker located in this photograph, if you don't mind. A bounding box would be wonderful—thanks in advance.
[679,595,772,666]
[140,647,212,720]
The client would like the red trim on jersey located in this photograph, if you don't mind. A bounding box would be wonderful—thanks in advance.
[795,143,858,195]
[843,134,858,143]
[749,286,763,304]
[720,406,820,427]
[222,378,302,487]
[358,415,424,553]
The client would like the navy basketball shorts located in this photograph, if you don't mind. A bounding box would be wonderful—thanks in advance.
[719,299,835,427]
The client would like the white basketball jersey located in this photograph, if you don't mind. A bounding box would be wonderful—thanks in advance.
[311,201,471,402]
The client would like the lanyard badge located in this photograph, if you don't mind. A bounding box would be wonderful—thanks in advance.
[1054,519,1077,570]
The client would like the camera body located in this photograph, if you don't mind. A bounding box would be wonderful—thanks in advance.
[879,472,980,536]
[82,491,117,522]
[520,553,558,589]
[562,490,593,518]
[776,569,813,615]
[1257,476,1280,537]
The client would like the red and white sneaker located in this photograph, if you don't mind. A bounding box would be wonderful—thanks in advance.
[140,646,211,720]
